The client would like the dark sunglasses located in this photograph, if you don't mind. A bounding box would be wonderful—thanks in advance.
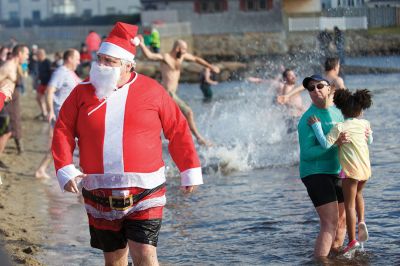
[307,83,328,92]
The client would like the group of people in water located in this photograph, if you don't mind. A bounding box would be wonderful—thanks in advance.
[254,55,373,258]
[0,22,374,265]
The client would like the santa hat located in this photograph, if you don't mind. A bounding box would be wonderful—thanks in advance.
[97,22,141,62]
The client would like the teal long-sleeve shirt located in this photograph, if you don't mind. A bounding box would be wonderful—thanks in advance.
[297,104,344,178]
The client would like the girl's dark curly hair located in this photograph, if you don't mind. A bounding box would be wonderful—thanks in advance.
[333,89,372,118]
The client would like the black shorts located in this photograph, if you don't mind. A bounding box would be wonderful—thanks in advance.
[90,219,162,252]
[302,174,344,207]
[0,116,10,136]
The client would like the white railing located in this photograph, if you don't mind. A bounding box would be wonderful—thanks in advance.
[288,16,367,31]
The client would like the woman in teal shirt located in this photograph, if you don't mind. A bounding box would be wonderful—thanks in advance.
[298,74,347,258]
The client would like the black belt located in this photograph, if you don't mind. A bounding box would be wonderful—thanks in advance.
[82,183,165,211]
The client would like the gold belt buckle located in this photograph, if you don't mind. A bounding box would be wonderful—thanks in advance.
[109,194,133,211]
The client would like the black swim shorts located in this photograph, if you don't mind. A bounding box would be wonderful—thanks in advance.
[0,116,10,136]
[301,174,344,207]
[90,219,162,252]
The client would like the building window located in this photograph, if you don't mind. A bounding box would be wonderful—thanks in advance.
[240,0,273,11]
[83,9,92,17]
[194,0,228,14]
[32,10,41,21]
[9,11,18,20]
[106,7,116,14]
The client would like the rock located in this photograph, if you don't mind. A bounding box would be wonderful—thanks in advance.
[22,246,33,254]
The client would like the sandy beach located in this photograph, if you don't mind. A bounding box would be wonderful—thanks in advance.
[0,88,48,265]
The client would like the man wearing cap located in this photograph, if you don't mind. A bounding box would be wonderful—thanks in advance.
[297,74,347,257]
[52,22,202,265]
[138,36,219,146]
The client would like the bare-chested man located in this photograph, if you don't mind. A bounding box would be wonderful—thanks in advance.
[276,69,305,117]
[0,46,27,90]
[324,57,346,103]
[0,45,29,166]
[138,36,219,146]
[277,57,346,107]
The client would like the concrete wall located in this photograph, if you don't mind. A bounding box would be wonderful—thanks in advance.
[0,25,113,52]
[168,0,284,34]
[288,16,367,31]
[193,32,287,57]
[141,10,179,25]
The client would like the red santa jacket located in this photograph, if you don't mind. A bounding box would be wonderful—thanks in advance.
[52,73,202,191]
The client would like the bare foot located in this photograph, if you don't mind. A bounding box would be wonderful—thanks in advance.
[35,169,50,179]
[197,137,213,147]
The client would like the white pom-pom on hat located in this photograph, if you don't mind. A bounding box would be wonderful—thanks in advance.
[131,37,140,46]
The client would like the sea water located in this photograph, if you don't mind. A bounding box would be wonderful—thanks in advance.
[35,68,400,265]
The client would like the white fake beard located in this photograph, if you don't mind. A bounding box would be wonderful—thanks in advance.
[89,62,121,100]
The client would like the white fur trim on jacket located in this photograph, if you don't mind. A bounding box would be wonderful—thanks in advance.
[81,166,167,190]
[181,167,203,186]
[57,164,83,192]
[98,42,135,62]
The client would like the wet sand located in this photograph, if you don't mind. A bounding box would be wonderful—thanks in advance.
[0,89,49,265]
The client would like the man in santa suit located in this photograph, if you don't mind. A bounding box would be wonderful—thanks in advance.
[52,22,203,266]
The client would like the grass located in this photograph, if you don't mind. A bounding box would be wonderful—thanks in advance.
[368,26,400,35]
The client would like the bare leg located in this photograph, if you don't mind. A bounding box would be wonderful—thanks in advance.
[183,109,211,146]
[103,246,129,266]
[36,93,47,117]
[35,152,52,179]
[35,127,53,179]
[36,93,43,116]
[0,132,12,154]
[40,95,48,117]
[342,178,359,243]
[314,201,339,257]
[128,240,159,266]
[356,181,367,223]
[332,202,346,252]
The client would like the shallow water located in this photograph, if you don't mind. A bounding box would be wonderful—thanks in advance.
[36,70,400,265]
[346,56,400,70]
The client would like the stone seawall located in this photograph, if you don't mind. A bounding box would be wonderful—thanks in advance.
[1,25,398,58]
[191,30,400,58]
